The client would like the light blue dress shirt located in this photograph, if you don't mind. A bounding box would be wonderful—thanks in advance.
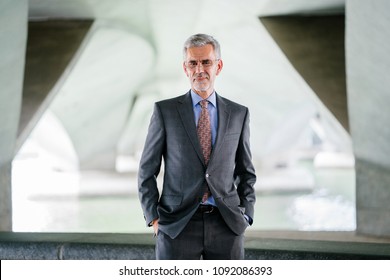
[191,90,218,206]
[190,90,218,146]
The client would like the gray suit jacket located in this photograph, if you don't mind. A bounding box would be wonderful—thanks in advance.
[138,91,256,239]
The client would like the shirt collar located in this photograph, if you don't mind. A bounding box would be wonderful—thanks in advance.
[190,90,217,108]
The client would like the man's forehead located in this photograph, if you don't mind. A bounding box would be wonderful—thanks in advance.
[186,45,215,59]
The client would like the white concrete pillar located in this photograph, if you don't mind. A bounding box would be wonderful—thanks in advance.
[0,0,28,230]
[346,0,390,237]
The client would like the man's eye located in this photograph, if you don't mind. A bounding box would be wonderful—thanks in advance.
[202,60,212,66]
[188,61,197,66]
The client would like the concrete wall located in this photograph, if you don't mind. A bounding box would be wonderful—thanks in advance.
[17,20,92,151]
[0,0,27,231]
[1,232,390,260]
[261,15,348,131]
[346,0,390,237]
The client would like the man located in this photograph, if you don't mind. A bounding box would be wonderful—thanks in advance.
[138,33,256,260]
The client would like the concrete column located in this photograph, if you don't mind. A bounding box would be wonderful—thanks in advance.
[0,0,28,230]
[0,164,12,230]
[346,0,390,237]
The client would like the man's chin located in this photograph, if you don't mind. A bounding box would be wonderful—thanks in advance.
[193,84,210,93]
[194,89,209,95]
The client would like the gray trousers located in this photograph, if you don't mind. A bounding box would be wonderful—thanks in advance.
[155,206,244,260]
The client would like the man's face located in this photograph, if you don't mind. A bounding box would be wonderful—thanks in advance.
[183,44,223,97]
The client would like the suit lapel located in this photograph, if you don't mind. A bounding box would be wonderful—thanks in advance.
[177,92,205,165]
[209,94,230,165]
[177,92,231,167]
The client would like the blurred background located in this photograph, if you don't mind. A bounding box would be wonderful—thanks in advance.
[2,0,389,238]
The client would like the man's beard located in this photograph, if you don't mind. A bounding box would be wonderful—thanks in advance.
[192,73,210,92]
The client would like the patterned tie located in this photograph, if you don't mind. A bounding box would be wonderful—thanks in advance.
[197,100,212,202]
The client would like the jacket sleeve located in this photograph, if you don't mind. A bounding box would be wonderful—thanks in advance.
[138,103,165,226]
[234,108,256,224]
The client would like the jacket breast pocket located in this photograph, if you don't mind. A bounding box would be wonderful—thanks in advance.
[224,133,240,142]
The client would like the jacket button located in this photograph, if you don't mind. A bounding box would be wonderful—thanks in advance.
[205,174,210,178]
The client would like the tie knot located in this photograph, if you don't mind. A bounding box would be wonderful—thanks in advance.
[200,100,208,109]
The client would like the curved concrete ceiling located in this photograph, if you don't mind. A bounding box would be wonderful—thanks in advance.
[24,0,351,171]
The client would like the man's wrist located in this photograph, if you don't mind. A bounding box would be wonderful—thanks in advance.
[149,218,158,227]
[244,214,253,225]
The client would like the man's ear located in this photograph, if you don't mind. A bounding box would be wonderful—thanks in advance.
[183,62,189,77]
[216,59,223,76]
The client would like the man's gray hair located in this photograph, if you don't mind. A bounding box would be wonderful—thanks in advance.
[183,33,221,60]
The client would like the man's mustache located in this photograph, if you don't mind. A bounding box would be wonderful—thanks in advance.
[194,73,209,79]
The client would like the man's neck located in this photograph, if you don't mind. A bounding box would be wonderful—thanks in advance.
[192,89,213,99]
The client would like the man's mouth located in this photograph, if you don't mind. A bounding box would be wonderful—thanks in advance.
[194,74,208,81]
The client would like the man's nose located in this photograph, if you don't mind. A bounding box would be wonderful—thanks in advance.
[195,62,205,72]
